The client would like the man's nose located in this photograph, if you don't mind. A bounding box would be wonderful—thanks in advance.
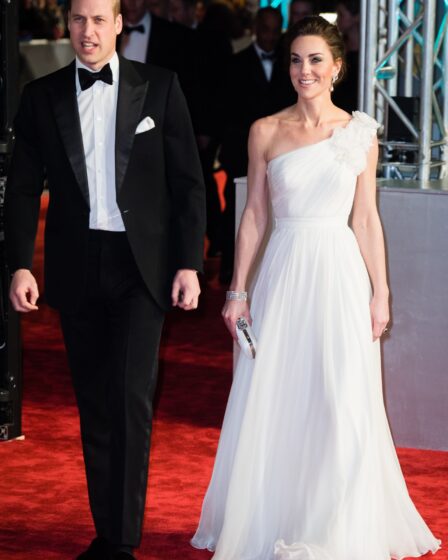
[84,19,95,36]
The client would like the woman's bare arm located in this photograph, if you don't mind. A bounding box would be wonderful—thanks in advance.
[222,119,271,338]
[351,137,390,340]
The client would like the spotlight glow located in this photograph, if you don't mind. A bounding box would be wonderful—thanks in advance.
[320,12,338,24]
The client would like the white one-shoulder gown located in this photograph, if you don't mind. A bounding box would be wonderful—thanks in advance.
[191,111,441,560]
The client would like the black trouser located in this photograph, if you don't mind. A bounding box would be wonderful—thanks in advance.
[60,230,165,548]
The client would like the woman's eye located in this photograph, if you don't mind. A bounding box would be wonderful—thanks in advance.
[311,57,323,63]
[291,57,300,64]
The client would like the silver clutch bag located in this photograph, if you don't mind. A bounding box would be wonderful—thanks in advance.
[236,317,257,359]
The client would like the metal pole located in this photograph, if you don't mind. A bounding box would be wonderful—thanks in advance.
[375,14,423,71]
[418,0,436,183]
[364,0,379,116]
[404,0,416,96]
[442,4,448,177]
[387,0,399,97]
[376,0,387,122]
[358,0,368,111]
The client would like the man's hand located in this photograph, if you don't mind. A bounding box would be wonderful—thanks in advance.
[9,269,39,313]
[171,269,200,311]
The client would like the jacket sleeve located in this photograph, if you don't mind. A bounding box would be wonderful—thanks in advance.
[163,73,206,273]
[5,83,45,273]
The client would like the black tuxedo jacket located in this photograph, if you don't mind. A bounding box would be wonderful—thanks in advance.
[118,15,197,122]
[5,56,206,313]
[220,43,296,176]
[145,15,194,70]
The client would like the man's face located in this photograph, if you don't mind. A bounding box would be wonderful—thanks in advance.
[255,13,282,53]
[336,3,358,34]
[169,0,195,27]
[121,0,147,23]
[146,0,162,16]
[289,1,313,26]
[68,0,122,70]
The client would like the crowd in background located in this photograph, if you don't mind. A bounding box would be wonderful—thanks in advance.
[19,0,66,40]
[17,0,361,284]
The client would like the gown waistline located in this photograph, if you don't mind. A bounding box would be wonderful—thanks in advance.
[274,216,348,229]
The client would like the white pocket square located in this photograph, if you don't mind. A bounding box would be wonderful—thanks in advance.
[135,116,155,134]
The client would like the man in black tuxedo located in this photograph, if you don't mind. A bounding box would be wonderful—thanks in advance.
[219,7,296,283]
[5,0,205,558]
[119,0,195,108]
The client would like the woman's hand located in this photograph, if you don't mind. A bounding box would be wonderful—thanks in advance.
[222,300,252,341]
[370,293,390,341]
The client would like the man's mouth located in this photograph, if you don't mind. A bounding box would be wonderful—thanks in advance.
[81,41,98,50]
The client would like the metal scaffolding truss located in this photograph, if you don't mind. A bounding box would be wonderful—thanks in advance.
[359,0,448,184]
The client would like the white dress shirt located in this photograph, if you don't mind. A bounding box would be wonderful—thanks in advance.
[254,42,275,82]
[120,11,151,64]
[76,52,125,231]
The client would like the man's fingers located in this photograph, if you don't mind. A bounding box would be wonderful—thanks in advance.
[171,282,180,306]
[29,285,39,306]
[11,292,38,313]
[10,285,39,312]
[9,270,39,313]
[176,291,199,310]
[171,270,201,310]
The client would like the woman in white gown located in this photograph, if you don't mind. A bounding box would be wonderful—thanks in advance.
[191,16,441,560]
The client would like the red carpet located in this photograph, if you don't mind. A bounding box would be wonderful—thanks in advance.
[0,195,446,559]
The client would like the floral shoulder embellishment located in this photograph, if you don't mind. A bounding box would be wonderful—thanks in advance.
[329,111,381,176]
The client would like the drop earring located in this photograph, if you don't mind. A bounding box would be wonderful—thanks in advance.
[330,74,338,92]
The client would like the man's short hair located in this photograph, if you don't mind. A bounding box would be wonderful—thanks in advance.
[67,0,121,18]
[256,6,283,25]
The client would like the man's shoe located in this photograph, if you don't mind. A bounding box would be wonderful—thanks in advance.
[76,537,111,560]
[111,553,136,560]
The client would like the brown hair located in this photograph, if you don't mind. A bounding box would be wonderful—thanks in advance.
[67,0,121,18]
[285,15,346,83]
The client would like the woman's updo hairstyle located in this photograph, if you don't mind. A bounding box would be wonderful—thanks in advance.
[285,15,347,84]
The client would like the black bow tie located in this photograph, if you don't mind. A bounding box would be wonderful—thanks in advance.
[123,24,145,34]
[78,63,113,91]
[261,52,276,61]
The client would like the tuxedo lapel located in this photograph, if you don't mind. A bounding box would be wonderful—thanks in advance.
[115,56,148,195]
[51,62,90,207]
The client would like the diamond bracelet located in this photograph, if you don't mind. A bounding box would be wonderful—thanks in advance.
[226,291,248,302]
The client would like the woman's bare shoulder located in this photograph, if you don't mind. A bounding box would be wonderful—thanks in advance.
[332,107,353,125]
[250,106,297,143]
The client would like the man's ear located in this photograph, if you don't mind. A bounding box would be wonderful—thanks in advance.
[115,13,123,35]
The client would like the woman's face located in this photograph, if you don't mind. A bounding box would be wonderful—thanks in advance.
[289,35,341,100]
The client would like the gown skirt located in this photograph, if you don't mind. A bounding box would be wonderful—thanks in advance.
[191,112,441,560]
